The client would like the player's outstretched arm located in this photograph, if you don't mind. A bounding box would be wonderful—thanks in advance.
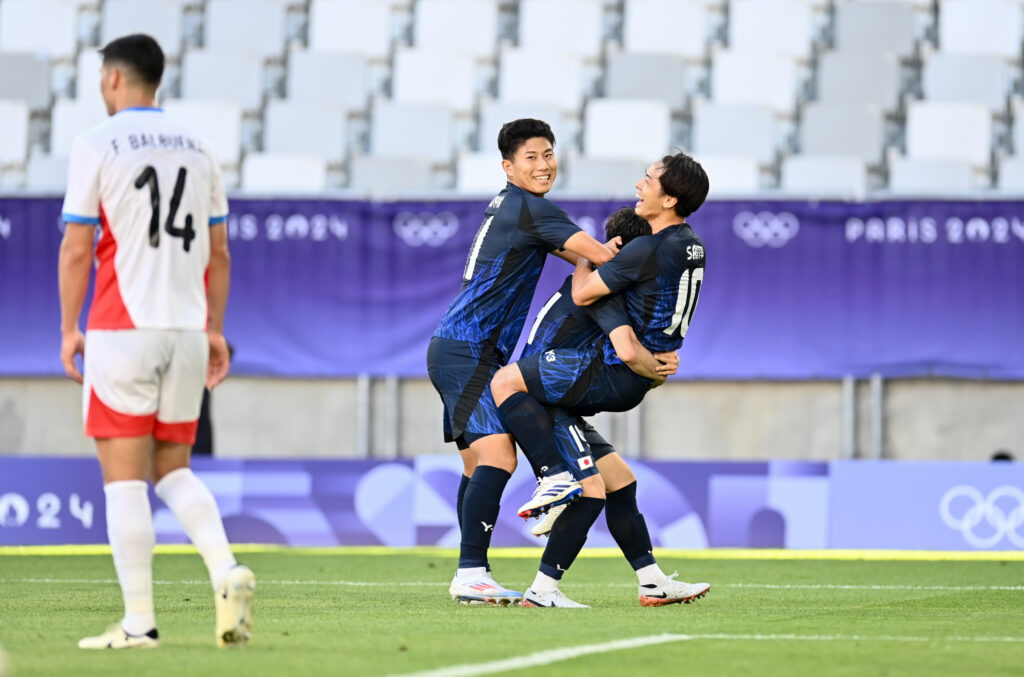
[561,231,615,267]
[572,255,612,306]
[607,325,667,386]
[58,223,94,383]
[206,223,231,388]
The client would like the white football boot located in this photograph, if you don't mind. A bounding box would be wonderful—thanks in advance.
[638,572,710,607]
[216,565,256,646]
[517,472,582,519]
[78,624,159,650]
[522,588,590,608]
[449,572,523,606]
[530,504,566,537]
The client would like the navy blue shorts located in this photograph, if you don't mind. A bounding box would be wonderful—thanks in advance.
[426,336,508,449]
[519,347,652,417]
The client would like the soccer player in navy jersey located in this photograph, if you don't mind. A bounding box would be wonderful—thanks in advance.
[427,118,617,604]
[491,153,712,607]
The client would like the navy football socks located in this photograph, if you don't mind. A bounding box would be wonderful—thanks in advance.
[605,482,656,570]
[456,473,470,531]
[497,392,568,477]
[458,465,510,569]
[539,496,606,579]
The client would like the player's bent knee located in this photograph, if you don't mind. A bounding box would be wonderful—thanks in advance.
[580,475,606,500]
[490,364,526,404]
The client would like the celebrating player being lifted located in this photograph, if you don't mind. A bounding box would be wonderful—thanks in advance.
[58,34,254,648]
[490,153,712,607]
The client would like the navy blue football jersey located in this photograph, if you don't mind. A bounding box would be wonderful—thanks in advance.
[434,183,582,360]
[521,276,630,359]
[597,223,706,364]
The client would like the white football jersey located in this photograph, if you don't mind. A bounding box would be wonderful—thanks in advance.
[62,107,229,330]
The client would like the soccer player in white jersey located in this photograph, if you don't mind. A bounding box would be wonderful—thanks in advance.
[58,34,254,649]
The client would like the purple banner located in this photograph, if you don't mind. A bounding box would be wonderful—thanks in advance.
[2,198,1023,379]
[2,457,1021,550]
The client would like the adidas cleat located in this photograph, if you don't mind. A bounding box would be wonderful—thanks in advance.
[78,624,159,650]
[517,472,582,519]
[522,588,590,608]
[216,565,255,647]
[639,572,710,607]
[449,573,523,606]
[530,504,566,537]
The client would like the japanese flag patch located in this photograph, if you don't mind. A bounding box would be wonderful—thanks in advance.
[577,456,594,470]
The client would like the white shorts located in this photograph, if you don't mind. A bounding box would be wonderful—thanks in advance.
[83,329,208,443]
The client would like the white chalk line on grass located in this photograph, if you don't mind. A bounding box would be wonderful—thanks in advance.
[5,578,1024,592]
[389,632,1024,677]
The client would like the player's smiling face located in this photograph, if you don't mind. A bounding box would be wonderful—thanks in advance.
[634,162,667,220]
[503,137,558,196]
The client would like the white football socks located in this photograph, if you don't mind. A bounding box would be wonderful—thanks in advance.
[104,481,156,636]
[636,563,668,587]
[530,571,560,594]
[155,468,237,590]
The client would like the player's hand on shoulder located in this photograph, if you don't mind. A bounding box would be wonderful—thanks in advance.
[654,350,679,377]
[206,331,231,389]
[60,329,86,383]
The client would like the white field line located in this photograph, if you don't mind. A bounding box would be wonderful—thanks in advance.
[4,578,1024,592]
[390,632,1024,677]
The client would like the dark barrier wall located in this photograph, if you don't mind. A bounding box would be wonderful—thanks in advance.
[1,197,1022,379]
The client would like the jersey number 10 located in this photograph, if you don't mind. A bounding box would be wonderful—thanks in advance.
[664,267,703,339]
[134,165,196,252]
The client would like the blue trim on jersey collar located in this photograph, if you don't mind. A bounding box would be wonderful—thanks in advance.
[116,106,163,115]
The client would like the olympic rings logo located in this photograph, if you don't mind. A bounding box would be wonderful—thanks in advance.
[939,485,1024,548]
[732,211,800,248]
[393,211,459,247]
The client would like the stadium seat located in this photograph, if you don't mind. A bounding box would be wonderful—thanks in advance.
[414,0,499,58]
[728,0,816,61]
[75,50,103,103]
[370,102,454,162]
[264,100,347,162]
[519,0,604,59]
[182,51,264,111]
[694,154,762,194]
[349,155,435,194]
[781,155,869,199]
[711,50,801,115]
[0,54,51,111]
[997,156,1024,191]
[455,151,508,194]
[25,153,69,190]
[102,0,184,59]
[605,53,690,110]
[800,103,886,165]
[498,49,586,112]
[205,0,288,59]
[622,0,712,60]
[888,157,982,193]
[583,99,672,161]
[242,153,328,194]
[833,1,920,59]
[392,49,477,112]
[50,99,108,156]
[287,51,369,112]
[905,102,992,166]
[0,100,30,166]
[816,51,902,113]
[564,157,646,196]
[691,101,778,165]
[162,100,243,168]
[938,0,1024,60]
[308,0,393,59]
[476,101,574,153]
[922,53,1012,114]
[0,0,78,59]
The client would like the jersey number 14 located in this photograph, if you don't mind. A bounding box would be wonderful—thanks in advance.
[134,165,196,252]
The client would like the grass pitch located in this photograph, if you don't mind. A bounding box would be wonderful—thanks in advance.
[1,547,1022,676]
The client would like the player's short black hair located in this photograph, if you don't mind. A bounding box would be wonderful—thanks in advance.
[99,34,164,88]
[604,206,651,245]
[497,118,555,160]
[658,152,709,218]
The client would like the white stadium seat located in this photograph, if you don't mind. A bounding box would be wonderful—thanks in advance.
[939,0,1024,60]
[50,99,108,156]
[729,0,816,61]
[162,100,243,167]
[0,0,78,59]
[622,0,711,60]
[182,51,264,111]
[781,155,869,199]
[242,153,328,194]
[0,100,30,166]
[205,0,288,59]
[834,1,920,59]
[75,50,104,103]
[817,51,902,112]
[711,50,801,115]
[923,53,1013,113]
[287,51,370,111]
[888,157,982,194]
[392,49,477,112]
[477,101,574,153]
[349,155,435,194]
[519,0,604,59]
[0,54,51,111]
[26,154,70,190]
[102,0,184,59]
[905,102,992,166]
[997,156,1024,191]
[499,49,586,112]
[800,103,886,165]
[583,99,671,161]
[564,157,647,195]
[455,152,508,194]
[370,102,454,162]
[605,53,690,110]
[264,100,347,162]
[309,0,393,59]
[414,0,499,58]
[692,101,778,165]
[695,154,762,195]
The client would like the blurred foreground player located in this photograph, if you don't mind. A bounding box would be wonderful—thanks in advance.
[427,118,616,604]
[58,34,254,648]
